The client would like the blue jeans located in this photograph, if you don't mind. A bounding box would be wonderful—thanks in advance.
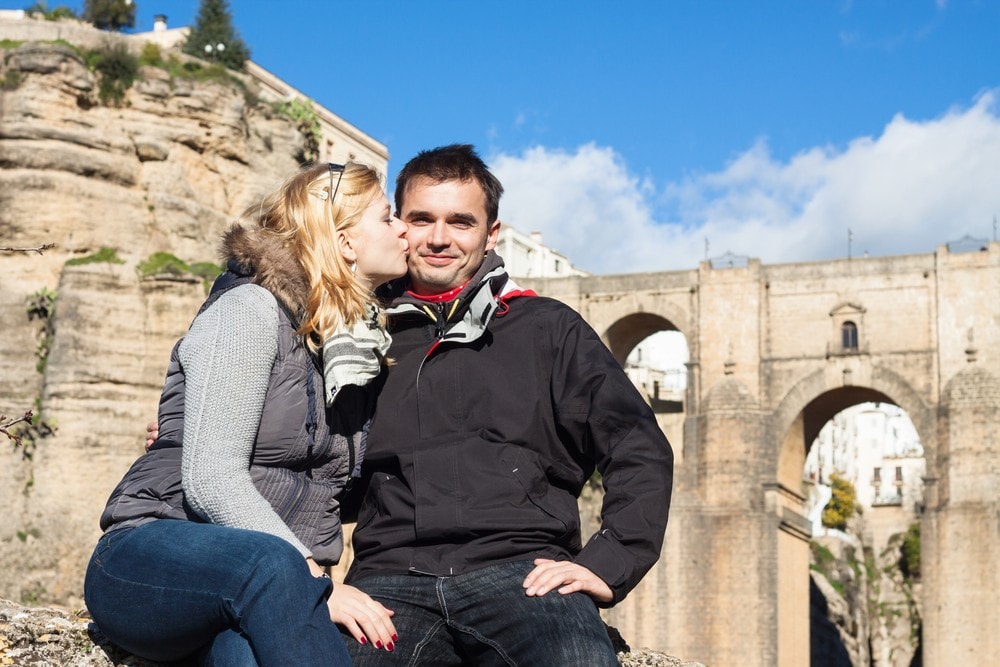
[345,560,618,666]
[84,520,351,666]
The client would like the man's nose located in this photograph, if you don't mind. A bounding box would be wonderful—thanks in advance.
[428,220,449,247]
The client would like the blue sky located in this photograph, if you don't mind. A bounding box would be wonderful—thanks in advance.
[10,0,1000,273]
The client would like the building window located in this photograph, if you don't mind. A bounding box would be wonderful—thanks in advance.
[842,321,858,351]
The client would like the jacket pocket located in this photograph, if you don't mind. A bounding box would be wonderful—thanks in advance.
[351,472,412,557]
[411,432,578,543]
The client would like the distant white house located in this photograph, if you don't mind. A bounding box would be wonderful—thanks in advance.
[803,403,925,549]
[495,226,588,279]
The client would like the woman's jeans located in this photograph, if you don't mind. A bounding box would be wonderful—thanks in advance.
[345,559,618,666]
[84,520,351,666]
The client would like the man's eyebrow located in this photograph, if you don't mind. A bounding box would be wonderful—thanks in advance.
[449,212,478,225]
[403,210,480,225]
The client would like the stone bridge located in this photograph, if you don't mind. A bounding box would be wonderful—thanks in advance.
[524,243,999,667]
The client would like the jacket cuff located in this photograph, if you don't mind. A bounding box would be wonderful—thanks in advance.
[574,529,631,608]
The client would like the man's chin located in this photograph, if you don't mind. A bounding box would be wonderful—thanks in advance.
[410,272,461,295]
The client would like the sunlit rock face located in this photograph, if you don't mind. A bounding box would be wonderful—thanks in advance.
[0,39,305,608]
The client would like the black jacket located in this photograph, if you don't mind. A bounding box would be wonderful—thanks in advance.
[346,253,673,605]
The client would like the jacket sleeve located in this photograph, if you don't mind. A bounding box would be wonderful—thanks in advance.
[178,285,311,558]
[547,305,674,606]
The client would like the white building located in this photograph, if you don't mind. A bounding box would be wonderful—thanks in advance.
[803,403,925,548]
[624,341,687,403]
[495,226,588,279]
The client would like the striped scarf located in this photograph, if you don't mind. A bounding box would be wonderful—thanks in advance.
[323,303,391,406]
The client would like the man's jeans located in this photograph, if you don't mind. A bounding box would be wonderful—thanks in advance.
[84,520,351,666]
[346,560,618,666]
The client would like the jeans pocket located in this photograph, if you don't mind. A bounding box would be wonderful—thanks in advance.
[91,526,138,566]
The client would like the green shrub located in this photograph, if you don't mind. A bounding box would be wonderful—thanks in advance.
[138,253,222,290]
[25,287,56,374]
[83,0,135,31]
[65,246,125,266]
[272,98,322,162]
[138,251,190,277]
[900,522,920,581]
[0,39,24,49]
[138,42,164,67]
[2,70,22,91]
[25,3,78,20]
[87,42,139,105]
[821,472,858,530]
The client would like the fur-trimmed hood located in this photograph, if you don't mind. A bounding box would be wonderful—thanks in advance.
[220,225,310,318]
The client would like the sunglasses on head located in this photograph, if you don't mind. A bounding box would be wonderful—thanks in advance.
[327,162,346,203]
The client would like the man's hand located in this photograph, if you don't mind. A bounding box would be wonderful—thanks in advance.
[145,421,158,451]
[327,583,398,652]
[522,558,613,604]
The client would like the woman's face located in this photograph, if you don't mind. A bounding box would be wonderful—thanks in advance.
[344,192,409,290]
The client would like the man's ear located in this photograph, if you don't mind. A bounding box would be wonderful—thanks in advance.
[338,230,357,264]
[485,219,501,252]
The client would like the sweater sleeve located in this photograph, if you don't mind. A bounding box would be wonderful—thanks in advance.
[179,283,311,557]
[548,306,674,606]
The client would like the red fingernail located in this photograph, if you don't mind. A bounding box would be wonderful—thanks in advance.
[375,641,383,649]
[360,637,367,645]
[392,633,398,642]
[387,642,395,652]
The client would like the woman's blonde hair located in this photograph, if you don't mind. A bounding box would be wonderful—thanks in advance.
[241,162,385,348]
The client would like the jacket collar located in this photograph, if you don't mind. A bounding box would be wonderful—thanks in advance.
[220,225,310,320]
[382,251,511,346]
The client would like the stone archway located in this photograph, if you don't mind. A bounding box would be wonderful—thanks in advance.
[604,312,680,366]
[771,372,933,667]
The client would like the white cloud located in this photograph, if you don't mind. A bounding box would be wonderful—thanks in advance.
[490,90,1000,274]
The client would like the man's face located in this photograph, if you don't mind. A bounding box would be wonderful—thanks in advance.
[398,177,500,295]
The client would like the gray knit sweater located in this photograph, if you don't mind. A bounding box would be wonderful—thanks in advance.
[178,283,310,556]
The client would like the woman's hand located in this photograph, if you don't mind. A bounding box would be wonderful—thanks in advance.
[327,583,397,652]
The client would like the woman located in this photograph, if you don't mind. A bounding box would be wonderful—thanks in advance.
[85,162,406,665]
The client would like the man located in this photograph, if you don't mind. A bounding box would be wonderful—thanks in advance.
[345,144,673,665]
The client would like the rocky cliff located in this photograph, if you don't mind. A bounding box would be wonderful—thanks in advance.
[809,530,922,667]
[1,37,307,607]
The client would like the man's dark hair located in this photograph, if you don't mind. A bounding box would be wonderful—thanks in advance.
[395,144,504,223]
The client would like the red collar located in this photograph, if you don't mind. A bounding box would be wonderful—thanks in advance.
[406,281,470,303]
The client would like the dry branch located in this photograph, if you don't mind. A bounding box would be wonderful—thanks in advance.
[0,243,56,255]
[1,410,34,446]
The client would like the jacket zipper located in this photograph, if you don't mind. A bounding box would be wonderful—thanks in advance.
[415,303,447,438]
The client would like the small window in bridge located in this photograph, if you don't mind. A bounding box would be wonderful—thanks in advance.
[841,321,859,351]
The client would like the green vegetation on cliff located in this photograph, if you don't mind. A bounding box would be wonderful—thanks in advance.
[65,247,125,266]
[138,252,224,290]
[822,472,858,530]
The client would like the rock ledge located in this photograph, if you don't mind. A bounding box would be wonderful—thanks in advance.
[1,598,704,666]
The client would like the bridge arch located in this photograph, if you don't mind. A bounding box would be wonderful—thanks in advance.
[771,364,935,491]
[599,299,690,366]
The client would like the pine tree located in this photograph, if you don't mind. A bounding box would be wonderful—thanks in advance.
[82,0,135,31]
[182,0,250,71]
